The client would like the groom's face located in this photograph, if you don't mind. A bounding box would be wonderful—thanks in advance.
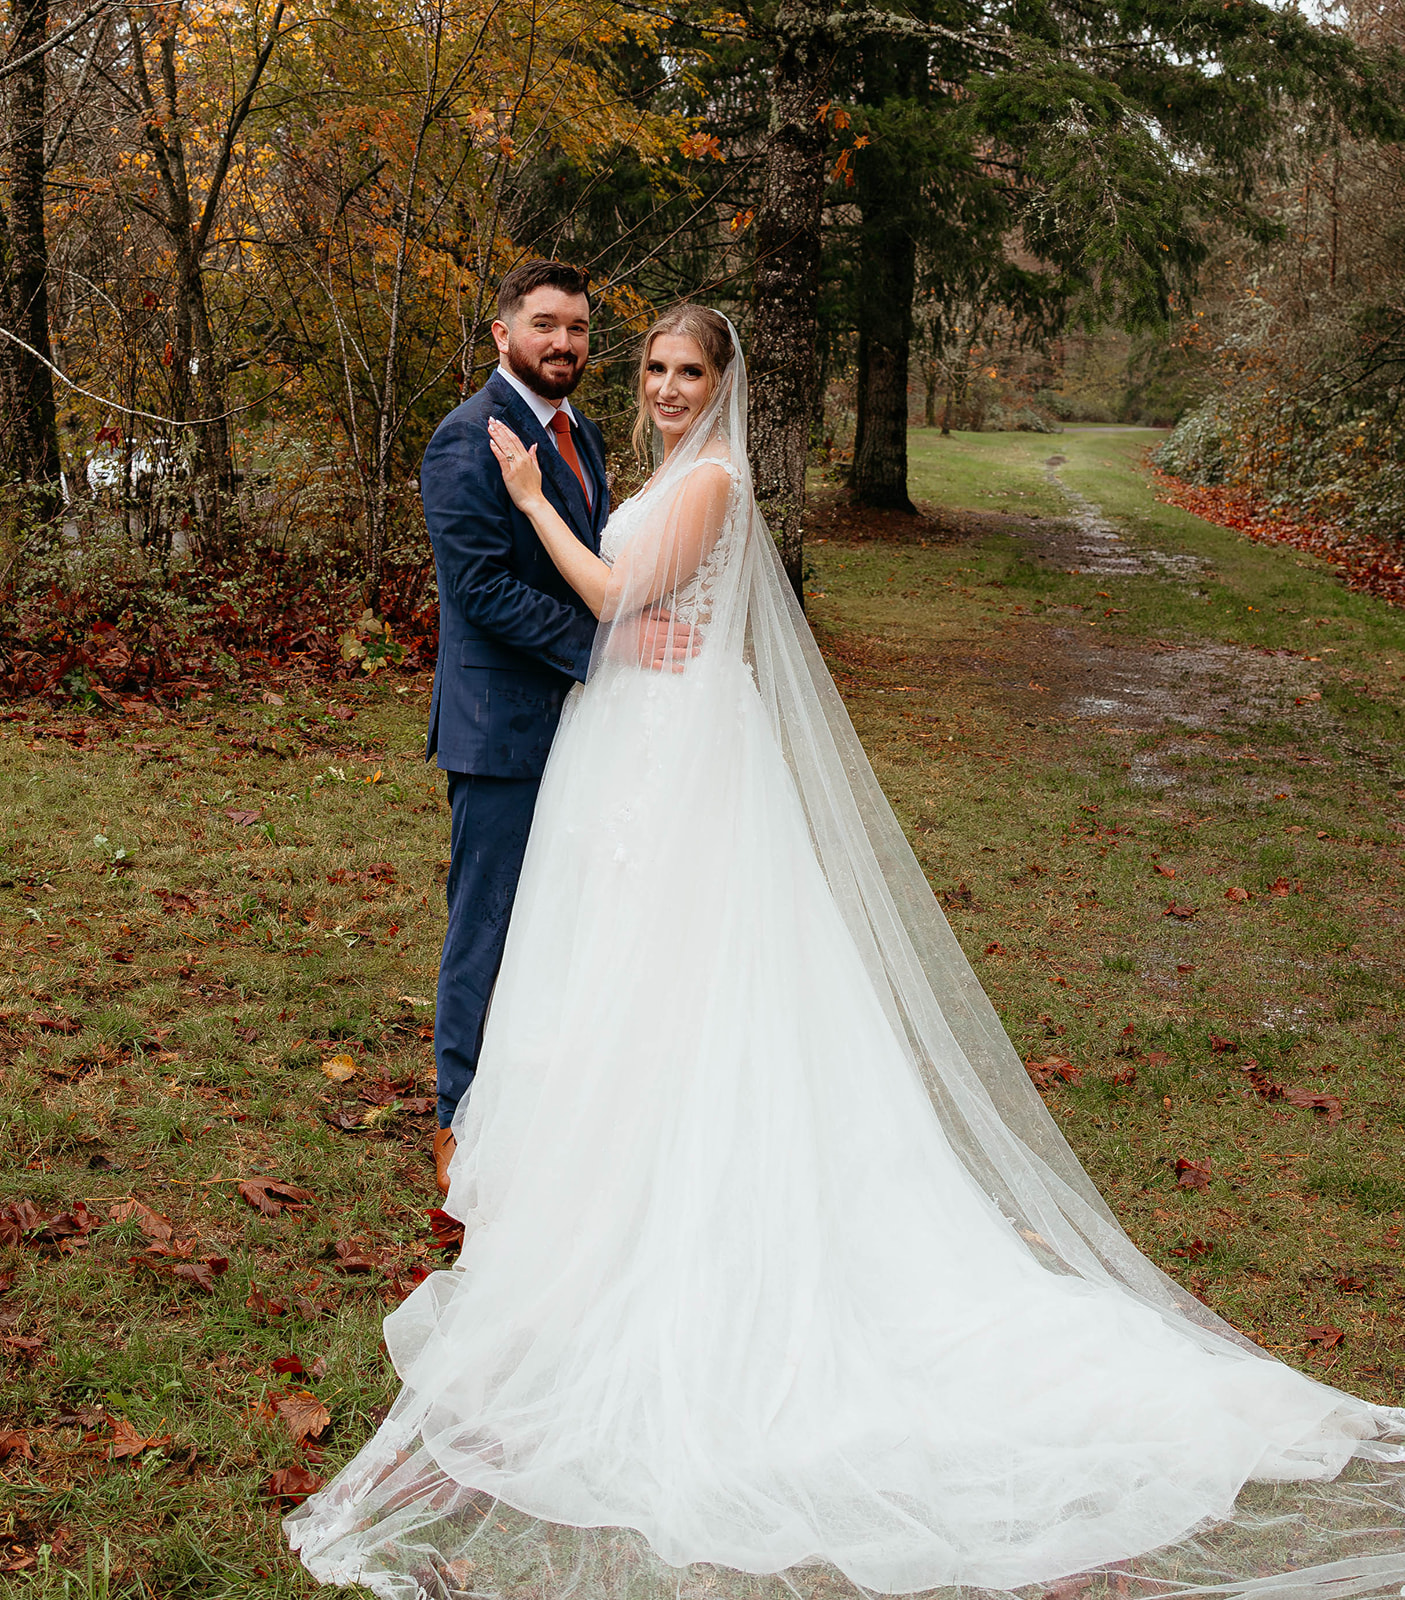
[493,287,590,402]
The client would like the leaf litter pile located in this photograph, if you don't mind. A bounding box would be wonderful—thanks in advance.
[2,457,1404,1596]
[1153,468,1405,611]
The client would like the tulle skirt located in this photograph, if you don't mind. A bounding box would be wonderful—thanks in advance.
[286,654,1401,1600]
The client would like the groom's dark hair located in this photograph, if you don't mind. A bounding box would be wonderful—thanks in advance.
[497,259,591,322]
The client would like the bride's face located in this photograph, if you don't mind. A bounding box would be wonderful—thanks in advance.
[644,335,713,445]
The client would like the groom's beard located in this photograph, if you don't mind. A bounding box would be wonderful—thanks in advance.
[504,336,586,402]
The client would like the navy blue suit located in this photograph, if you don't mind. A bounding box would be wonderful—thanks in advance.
[422,370,609,1125]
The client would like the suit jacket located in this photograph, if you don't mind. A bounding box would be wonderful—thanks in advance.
[421,370,610,777]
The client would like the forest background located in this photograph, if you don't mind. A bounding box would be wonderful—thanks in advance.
[1,0,1403,698]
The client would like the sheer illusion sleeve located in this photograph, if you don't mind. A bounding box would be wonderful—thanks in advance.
[599,460,733,621]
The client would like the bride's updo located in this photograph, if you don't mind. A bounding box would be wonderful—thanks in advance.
[631,304,733,460]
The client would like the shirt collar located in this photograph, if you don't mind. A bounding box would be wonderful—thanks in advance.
[495,363,578,432]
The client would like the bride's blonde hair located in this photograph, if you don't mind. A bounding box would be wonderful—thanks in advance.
[631,304,733,462]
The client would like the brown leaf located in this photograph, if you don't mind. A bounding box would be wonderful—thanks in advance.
[272,1354,305,1375]
[1153,862,1176,878]
[1162,902,1198,919]
[1224,886,1251,902]
[332,1241,381,1273]
[426,1208,464,1252]
[1024,1056,1082,1088]
[264,1465,325,1504]
[171,1259,228,1294]
[0,1200,47,1245]
[1305,1324,1344,1348]
[276,1391,330,1445]
[1169,1236,1215,1260]
[1282,1086,1344,1122]
[26,1012,79,1034]
[1334,1273,1366,1292]
[107,1415,172,1459]
[1175,1157,1212,1191]
[238,1177,313,1218]
[245,1285,287,1319]
[27,1203,100,1253]
[1241,1059,1285,1101]
[358,1076,416,1107]
[1145,1051,1172,1069]
[1267,876,1292,896]
[225,808,263,826]
[984,941,1009,956]
[1209,1034,1239,1053]
[393,1263,433,1299]
[2,1335,45,1358]
[151,888,197,915]
[1110,1064,1137,1088]
[0,1431,33,1461]
[107,1198,173,1243]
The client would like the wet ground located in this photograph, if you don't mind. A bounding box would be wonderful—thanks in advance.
[806,475,1322,781]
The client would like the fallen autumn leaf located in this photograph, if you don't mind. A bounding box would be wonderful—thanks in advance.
[276,1391,331,1445]
[237,1178,314,1218]
[264,1465,325,1504]
[321,1053,359,1083]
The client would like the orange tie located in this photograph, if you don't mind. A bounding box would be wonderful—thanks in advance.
[548,409,592,508]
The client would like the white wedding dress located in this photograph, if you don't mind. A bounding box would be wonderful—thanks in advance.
[287,330,1405,1600]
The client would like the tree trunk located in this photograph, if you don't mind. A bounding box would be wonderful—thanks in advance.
[0,0,60,496]
[849,43,917,512]
[748,0,832,604]
[850,229,916,509]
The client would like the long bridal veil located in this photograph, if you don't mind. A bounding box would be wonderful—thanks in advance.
[287,322,1405,1600]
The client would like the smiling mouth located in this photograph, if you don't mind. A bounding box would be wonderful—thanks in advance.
[654,403,687,420]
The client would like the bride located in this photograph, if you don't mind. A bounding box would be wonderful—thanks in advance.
[287,308,1405,1600]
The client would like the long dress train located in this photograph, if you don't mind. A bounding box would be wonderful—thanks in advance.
[286,328,1405,1600]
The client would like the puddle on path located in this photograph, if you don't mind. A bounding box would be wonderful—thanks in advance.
[1041,458,1200,580]
[815,481,1329,797]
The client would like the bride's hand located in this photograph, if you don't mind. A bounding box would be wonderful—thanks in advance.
[487,417,545,512]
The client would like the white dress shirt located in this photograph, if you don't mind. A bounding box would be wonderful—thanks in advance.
[493,363,591,508]
[494,363,581,447]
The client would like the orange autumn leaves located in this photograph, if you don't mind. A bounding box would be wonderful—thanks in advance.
[1152,470,1405,611]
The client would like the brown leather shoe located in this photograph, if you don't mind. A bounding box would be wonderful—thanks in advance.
[433,1127,457,1197]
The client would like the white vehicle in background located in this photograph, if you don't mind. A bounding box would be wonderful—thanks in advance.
[83,437,185,498]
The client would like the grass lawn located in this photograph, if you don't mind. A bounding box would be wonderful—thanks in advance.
[1,426,1402,1595]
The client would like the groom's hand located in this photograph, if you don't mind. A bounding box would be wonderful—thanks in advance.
[633,607,698,673]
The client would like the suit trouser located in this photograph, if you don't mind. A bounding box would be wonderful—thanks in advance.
[435,770,541,1128]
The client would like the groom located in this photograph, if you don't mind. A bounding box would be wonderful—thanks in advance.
[421,259,687,1194]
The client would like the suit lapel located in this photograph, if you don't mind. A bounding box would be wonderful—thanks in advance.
[574,421,609,543]
[486,372,594,546]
